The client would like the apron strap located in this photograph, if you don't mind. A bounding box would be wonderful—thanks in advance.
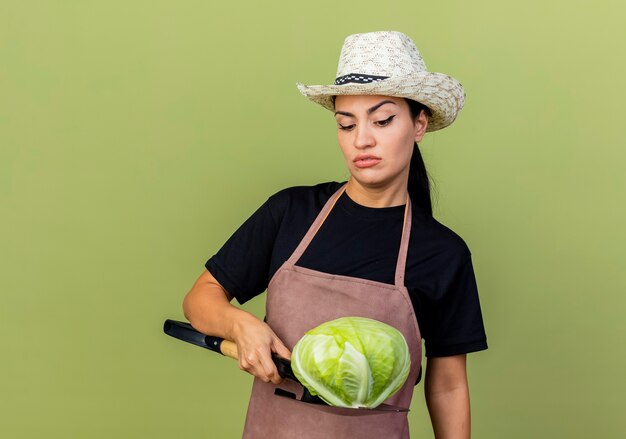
[287,182,413,288]
[394,195,412,287]
[287,183,348,265]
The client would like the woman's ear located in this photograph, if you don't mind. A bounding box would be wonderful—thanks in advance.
[414,110,429,143]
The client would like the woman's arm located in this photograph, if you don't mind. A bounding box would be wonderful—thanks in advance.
[424,354,471,439]
[182,269,291,384]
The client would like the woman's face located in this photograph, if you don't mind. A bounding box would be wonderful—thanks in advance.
[334,95,428,190]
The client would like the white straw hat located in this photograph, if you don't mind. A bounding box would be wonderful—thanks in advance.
[296,31,466,132]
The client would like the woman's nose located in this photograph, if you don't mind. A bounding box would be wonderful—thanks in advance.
[353,124,375,149]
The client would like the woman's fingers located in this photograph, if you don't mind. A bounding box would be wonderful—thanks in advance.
[238,350,261,374]
[231,316,289,384]
[259,348,283,385]
[238,345,282,384]
[252,335,291,384]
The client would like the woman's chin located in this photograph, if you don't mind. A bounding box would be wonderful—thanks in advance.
[351,167,411,187]
[350,172,392,188]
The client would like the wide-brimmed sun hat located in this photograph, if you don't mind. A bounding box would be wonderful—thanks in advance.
[296,31,466,132]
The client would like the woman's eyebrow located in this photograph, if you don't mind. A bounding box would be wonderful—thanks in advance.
[334,100,397,117]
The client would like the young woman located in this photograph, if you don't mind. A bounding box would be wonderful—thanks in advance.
[183,31,488,438]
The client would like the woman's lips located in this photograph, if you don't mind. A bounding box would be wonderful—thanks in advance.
[354,156,382,168]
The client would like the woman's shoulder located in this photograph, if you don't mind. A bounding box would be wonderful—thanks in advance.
[266,180,346,210]
[409,211,472,261]
[258,181,345,230]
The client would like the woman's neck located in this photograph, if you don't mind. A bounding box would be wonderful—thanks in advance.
[345,178,408,208]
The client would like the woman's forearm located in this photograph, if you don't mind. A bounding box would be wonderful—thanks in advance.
[425,383,471,438]
[182,269,255,341]
[182,270,292,384]
[424,355,471,439]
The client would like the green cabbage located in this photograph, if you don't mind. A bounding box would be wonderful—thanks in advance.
[291,316,410,408]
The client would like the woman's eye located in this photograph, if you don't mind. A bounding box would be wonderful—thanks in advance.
[375,115,396,127]
[338,123,355,131]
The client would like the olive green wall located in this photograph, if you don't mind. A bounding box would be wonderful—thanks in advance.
[2,1,624,437]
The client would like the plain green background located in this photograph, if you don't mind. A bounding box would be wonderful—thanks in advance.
[2,1,625,437]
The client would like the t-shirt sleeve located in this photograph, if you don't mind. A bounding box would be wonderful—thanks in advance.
[423,251,488,357]
[204,193,282,305]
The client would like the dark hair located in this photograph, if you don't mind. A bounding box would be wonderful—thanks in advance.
[404,98,434,216]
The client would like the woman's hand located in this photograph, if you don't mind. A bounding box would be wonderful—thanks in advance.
[231,313,292,385]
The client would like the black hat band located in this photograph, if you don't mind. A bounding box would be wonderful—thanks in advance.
[334,73,390,85]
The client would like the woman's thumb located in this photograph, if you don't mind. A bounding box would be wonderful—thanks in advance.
[272,336,292,360]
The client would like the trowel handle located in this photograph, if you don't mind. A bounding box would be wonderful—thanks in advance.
[206,336,239,359]
[163,319,294,380]
[163,319,238,359]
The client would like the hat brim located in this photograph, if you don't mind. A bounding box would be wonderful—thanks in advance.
[296,72,465,132]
